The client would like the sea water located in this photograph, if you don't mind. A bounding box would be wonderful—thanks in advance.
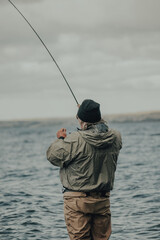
[0,119,160,240]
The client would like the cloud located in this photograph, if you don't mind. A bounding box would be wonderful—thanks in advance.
[1,0,160,119]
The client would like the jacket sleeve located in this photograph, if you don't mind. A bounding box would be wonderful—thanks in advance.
[46,133,79,168]
[116,130,122,150]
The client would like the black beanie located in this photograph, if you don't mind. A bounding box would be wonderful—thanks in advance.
[77,99,101,123]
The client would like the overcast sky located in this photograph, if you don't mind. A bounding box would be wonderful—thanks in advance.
[0,0,160,120]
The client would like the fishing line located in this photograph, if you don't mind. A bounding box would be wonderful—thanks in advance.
[8,0,79,105]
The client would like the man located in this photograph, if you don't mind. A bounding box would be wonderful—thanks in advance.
[47,99,122,240]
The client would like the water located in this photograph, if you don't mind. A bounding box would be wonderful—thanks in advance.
[0,119,160,239]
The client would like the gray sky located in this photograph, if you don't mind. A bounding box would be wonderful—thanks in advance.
[0,0,160,120]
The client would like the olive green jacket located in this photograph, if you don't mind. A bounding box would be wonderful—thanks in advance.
[47,123,122,192]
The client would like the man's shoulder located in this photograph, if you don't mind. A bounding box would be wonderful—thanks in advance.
[110,128,121,136]
[109,128,122,149]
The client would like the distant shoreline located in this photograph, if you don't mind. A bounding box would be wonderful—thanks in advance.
[0,111,160,126]
[104,110,160,123]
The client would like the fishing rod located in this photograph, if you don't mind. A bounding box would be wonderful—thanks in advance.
[8,0,79,105]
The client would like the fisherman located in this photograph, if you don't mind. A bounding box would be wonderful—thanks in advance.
[47,99,122,240]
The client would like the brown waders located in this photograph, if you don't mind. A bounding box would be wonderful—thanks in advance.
[64,192,111,240]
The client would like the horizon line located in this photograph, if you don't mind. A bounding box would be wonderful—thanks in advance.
[0,109,160,122]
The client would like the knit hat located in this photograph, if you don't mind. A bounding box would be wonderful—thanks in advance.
[77,99,101,123]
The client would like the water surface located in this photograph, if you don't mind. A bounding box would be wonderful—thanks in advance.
[0,120,160,239]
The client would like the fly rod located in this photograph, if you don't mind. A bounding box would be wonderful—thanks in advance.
[8,0,79,105]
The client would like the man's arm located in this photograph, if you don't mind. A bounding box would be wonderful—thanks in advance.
[46,129,78,168]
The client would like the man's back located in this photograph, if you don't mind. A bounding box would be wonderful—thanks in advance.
[47,121,122,192]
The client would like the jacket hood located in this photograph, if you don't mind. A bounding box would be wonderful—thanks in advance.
[78,122,116,148]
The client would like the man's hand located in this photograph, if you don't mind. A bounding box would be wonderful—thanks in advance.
[57,128,67,139]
